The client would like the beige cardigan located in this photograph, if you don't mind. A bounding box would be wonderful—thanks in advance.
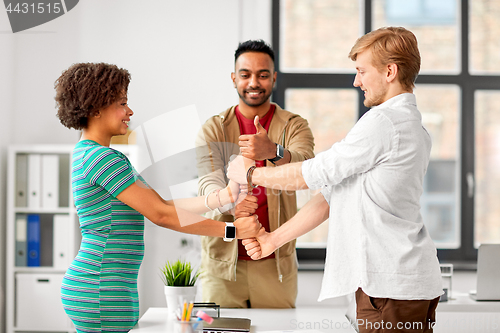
[196,103,315,281]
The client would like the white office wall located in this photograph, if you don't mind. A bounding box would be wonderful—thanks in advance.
[239,0,273,43]
[0,9,17,333]
[0,0,276,329]
[134,0,274,316]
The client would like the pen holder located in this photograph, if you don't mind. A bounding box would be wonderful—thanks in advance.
[173,319,203,333]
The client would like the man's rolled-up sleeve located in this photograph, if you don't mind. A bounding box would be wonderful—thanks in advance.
[195,119,228,196]
[285,116,315,163]
[301,111,395,190]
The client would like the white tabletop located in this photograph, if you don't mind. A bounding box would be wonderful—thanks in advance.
[131,294,500,333]
[130,306,355,333]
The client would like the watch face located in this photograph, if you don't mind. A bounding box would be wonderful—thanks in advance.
[225,225,236,239]
[269,144,284,163]
[277,144,284,158]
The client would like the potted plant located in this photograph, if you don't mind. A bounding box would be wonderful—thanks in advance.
[160,259,200,315]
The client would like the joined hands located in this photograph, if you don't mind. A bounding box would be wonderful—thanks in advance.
[227,115,278,255]
[226,180,262,239]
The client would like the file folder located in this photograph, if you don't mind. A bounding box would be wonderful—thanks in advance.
[27,154,41,209]
[27,214,41,267]
[53,215,71,269]
[41,155,59,209]
[15,154,28,207]
[15,214,28,266]
[39,214,53,267]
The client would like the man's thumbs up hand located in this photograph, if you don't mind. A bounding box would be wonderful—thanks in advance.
[238,115,277,161]
[254,115,266,134]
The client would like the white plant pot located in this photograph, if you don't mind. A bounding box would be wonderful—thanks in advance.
[164,285,197,315]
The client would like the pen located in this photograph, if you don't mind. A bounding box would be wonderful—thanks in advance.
[186,302,194,321]
[181,301,187,321]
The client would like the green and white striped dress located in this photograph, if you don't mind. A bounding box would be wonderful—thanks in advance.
[61,140,145,332]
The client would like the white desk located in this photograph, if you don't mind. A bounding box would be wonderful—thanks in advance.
[433,293,500,333]
[131,294,500,333]
[130,306,355,333]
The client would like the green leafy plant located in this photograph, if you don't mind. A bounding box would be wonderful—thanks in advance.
[159,260,200,286]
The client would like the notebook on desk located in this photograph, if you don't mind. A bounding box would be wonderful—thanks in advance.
[203,317,251,333]
[469,243,500,301]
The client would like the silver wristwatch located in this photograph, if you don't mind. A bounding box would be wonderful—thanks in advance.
[268,144,284,164]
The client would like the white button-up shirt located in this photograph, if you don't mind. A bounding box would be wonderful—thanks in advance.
[302,93,443,301]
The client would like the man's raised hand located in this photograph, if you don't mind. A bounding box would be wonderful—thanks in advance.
[238,116,276,161]
[242,228,276,260]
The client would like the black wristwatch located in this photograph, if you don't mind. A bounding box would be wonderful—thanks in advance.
[223,222,236,242]
[268,144,284,164]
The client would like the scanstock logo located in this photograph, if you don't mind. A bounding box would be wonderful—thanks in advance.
[4,0,79,33]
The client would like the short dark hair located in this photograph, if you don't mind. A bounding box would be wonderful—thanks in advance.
[54,62,131,130]
[234,39,275,63]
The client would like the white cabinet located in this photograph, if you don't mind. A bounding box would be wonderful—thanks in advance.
[5,144,137,333]
[16,273,71,330]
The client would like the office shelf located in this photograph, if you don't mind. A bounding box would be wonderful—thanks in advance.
[5,144,136,333]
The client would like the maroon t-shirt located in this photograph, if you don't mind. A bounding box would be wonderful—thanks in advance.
[235,105,276,260]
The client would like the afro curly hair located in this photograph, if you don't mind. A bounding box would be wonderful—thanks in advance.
[55,63,131,130]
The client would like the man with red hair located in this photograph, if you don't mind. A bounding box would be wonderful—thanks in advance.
[231,27,443,332]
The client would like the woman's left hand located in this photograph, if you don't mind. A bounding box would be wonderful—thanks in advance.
[226,179,241,204]
[227,154,255,185]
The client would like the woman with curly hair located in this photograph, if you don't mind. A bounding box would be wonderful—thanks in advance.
[55,62,260,333]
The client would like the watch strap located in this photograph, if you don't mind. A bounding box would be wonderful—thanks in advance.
[268,144,284,163]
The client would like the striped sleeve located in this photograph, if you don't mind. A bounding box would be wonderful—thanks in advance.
[132,165,151,189]
[82,147,136,197]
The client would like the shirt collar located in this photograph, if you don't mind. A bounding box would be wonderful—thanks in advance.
[370,93,421,119]
[372,93,416,110]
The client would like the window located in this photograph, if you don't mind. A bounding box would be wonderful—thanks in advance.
[474,91,500,245]
[374,0,460,73]
[416,85,461,249]
[284,88,358,246]
[384,0,457,26]
[281,0,361,72]
[272,0,500,265]
[470,1,500,74]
